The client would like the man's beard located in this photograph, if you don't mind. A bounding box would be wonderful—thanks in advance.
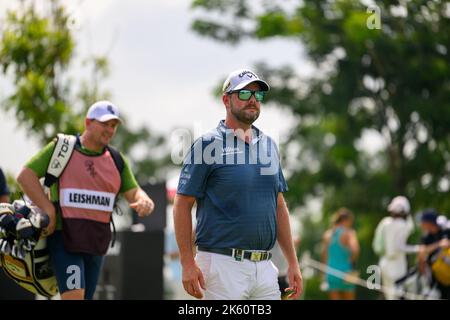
[230,102,260,125]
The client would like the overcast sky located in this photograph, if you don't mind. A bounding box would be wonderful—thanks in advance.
[0,0,313,176]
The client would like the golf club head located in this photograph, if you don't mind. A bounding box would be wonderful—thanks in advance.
[29,212,50,230]
[11,243,26,259]
[0,239,12,255]
[16,218,35,240]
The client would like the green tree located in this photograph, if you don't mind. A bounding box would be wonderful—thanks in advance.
[0,0,169,184]
[0,0,78,142]
[190,0,449,299]
[191,0,450,213]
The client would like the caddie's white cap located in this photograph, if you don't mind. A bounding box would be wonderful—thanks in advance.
[86,100,122,122]
[387,196,410,214]
[222,68,270,93]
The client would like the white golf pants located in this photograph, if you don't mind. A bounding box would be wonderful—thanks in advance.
[195,251,281,300]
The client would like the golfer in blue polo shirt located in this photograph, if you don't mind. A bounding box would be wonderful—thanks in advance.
[173,68,303,300]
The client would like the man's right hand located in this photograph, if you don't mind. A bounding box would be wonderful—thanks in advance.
[181,262,206,299]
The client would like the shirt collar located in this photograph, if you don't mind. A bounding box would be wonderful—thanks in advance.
[217,120,264,144]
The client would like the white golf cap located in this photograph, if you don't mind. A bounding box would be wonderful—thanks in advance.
[387,196,410,214]
[86,100,122,122]
[222,68,270,93]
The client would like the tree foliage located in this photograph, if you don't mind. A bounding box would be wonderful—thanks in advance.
[191,0,450,215]
[0,1,78,142]
[0,0,169,182]
[191,0,449,299]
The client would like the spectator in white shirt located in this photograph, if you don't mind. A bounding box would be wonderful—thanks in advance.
[373,196,419,299]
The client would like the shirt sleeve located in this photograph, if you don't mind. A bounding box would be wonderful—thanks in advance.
[372,219,385,255]
[0,169,9,195]
[397,242,420,254]
[119,153,139,193]
[278,166,288,192]
[395,219,420,254]
[273,139,288,192]
[25,141,56,178]
[176,138,211,198]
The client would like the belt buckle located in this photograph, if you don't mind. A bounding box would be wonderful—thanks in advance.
[232,249,244,262]
[250,252,262,261]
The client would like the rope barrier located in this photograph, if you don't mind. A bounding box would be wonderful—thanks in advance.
[300,254,442,300]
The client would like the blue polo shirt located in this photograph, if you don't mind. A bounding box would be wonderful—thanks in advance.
[177,120,288,251]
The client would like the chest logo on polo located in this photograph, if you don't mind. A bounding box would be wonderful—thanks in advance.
[221,147,243,156]
[60,188,115,212]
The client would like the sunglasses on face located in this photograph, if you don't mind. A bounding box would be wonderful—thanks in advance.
[230,90,265,102]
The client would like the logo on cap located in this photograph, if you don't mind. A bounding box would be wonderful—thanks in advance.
[107,105,115,115]
[238,70,257,79]
[224,81,231,92]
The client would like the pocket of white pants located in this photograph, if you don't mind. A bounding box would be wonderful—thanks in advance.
[270,260,280,277]
[195,252,214,280]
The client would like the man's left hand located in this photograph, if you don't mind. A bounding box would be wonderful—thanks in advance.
[130,198,154,217]
[285,264,303,300]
